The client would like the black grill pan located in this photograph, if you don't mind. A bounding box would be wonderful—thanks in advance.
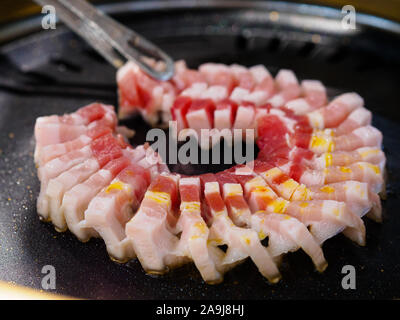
[0,1,399,299]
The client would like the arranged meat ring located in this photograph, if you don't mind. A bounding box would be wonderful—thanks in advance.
[33,61,386,284]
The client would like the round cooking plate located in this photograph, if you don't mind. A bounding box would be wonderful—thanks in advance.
[0,1,399,299]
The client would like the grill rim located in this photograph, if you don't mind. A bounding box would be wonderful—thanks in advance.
[0,0,399,300]
[1,0,400,46]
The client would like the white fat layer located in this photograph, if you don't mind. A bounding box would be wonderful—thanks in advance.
[333,92,364,109]
[97,169,112,180]
[301,80,325,92]
[229,64,248,76]
[230,87,250,104]
[174,60,187,72]
[321,200,343,220]
[116,61,138,82]
[246,176,267,192]
[85,196,114,222]
[344,181,369,202]
[205,182,220,194]
[269,108,286,117]
[267,94,285,108]
[285,98,311,115]
[163,173,180,184]
[314,154,326,169]
[275,69,298,88]
[199,62,230,74]
[161,92,175,113]
[214,109,232,130]
[352,126,382,146]
[186,109,212,130]
[180,177,200,186]
[223,183,243,196]
[299,170,324,186]
[245,91,269,106]
[200,85,228,102]
[307,110,324,129]
[233,106,255,129]
[181,83,208,99]
[280,115,297,134]
[249,65,272,83]
[347,108,372,125]
[70,113,85,124]
[36,124,61,145]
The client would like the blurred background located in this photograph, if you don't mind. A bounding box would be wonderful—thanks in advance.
[1,0,399,26]
[0,0,399,300]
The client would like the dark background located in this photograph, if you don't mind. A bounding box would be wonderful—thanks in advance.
[1,0,400,25]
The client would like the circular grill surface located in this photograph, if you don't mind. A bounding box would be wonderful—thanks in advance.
[0,1,399,299]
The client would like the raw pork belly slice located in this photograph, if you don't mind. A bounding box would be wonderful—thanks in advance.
[307,93,363,129]
[257,146,384,224]
[201,85,229,102]
[117,60,210,124]
[254,162,378,221]
[125,174,188,273]
[37,145,93,220]
[62,155,131,241]
[43,134,125,230]
[185,99,215,135]
[250,65,275,97]
[230,64,256,90]
[285,98,314,115]
[251,212,327,271]
[287,161,384,194]
[232,102,255,131]
[175,177,224,284]
[334,107,372,135]
[117,61,171,124]
[34,102,115,129]
[35,123,87,159]
[215,172,252,227]
[256,164,365,245]
[301,80,327,109]
[33,60,386,285]
[306,181,382,223]
[305,147,385,171]
[232,165,364,246]
[266,69,301,108]
[201,176,281,284]
[172,60,206,91]
[306,126,382,154]
[228,168,327,270]
[34,103,116,162]
[198,63,237,93]
[36,118,115,166]
[214,99,238,130]
[84,163,153,261]
[171,96,193,132]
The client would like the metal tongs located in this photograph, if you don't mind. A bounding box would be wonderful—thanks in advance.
[34,0,174,81]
